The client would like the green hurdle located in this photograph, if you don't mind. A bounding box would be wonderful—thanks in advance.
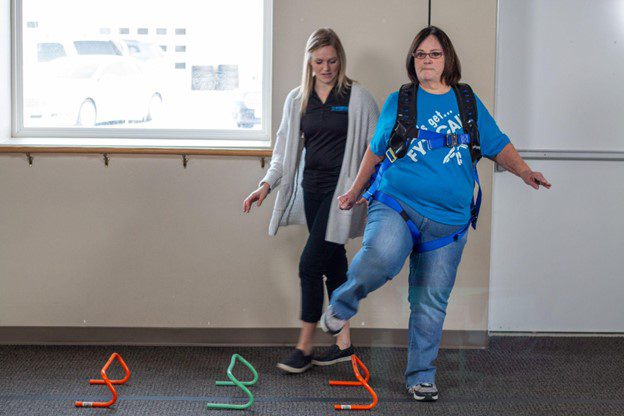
[207,354,258,410]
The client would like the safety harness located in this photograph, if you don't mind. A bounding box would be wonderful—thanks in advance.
[362,82,483,253]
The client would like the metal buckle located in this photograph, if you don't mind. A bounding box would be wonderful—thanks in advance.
[385,148,398,163]
[445,133,458,147]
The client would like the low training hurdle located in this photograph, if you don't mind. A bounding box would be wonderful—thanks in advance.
[207,354,259,410]
[75,352,131,408]
[329,355,378,411]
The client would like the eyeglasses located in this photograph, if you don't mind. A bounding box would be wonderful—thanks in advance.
[412,51,444,60]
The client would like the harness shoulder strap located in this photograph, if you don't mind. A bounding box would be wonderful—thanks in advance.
[453,83,482,228]
[387,83,418,160]
[396,82,417,127]
[452,83,481,164]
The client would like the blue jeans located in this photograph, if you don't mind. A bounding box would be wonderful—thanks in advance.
[329,199,467,387]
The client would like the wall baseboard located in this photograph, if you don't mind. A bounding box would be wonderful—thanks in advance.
[0,327,488,349]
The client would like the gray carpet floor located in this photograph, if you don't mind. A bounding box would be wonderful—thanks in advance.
[0,336,623,415]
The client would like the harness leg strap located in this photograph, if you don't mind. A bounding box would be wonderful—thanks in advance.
[373,191,470,253]
[374,191,421,246]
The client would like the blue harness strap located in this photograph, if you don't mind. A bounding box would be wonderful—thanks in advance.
[416,129,471,148]
[362,154,395,201]
[372,189,473,253]
[373,191,421,243]
[418,220,470,252]
[363,128,482,253]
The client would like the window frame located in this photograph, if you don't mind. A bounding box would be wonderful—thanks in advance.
[9,0,273,150]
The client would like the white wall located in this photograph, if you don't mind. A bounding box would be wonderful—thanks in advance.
[490,0,624,332]
[491,159,624,332]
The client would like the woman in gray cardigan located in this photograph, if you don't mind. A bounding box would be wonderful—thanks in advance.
[243,28,379,373]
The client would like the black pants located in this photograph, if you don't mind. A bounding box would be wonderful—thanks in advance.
[299,190,348,323]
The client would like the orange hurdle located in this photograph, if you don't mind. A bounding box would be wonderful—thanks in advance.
[75,352,131,408]
[329,354,378,411]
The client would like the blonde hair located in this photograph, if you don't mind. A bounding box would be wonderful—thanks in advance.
[297,28,353,114]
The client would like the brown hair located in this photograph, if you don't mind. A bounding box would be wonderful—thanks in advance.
[406,26,461,86]
[297,28,353,114]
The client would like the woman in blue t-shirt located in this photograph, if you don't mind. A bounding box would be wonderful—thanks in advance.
[320,26,551,402]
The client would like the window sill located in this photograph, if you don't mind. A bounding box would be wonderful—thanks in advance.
[0,137,273,157]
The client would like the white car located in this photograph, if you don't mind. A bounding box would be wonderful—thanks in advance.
[24,55,163,127]
[234,91,262,129]
[37,39,122,62]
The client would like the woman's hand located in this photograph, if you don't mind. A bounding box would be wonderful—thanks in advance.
[243,183,270,213]
[337,147,383,211]
[520,170,551,190]
[494,144,552,190]
[337,188,367,210]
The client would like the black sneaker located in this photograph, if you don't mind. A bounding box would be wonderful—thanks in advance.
[408,383,439,402]
[276,349,313,374]
[312,344,355,366]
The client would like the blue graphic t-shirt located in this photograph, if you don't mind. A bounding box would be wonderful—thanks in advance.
[370,86,510,225]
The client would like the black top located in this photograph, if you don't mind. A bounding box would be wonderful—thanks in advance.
[300,84,351,193]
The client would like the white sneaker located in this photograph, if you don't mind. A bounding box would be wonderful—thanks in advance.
[408,383,439,402]
[319,306,346,336]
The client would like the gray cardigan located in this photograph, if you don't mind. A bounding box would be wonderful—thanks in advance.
[260,83,380,244]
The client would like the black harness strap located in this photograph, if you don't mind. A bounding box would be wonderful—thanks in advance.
[387,83,418,160]
[452,83,481,165]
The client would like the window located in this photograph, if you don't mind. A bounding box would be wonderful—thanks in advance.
[13,0,272,145]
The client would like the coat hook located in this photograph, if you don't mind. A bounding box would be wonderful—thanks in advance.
[26,153,33,166]
[103,153,109,167]
[260,157,265,169]
[182,154,188,168]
